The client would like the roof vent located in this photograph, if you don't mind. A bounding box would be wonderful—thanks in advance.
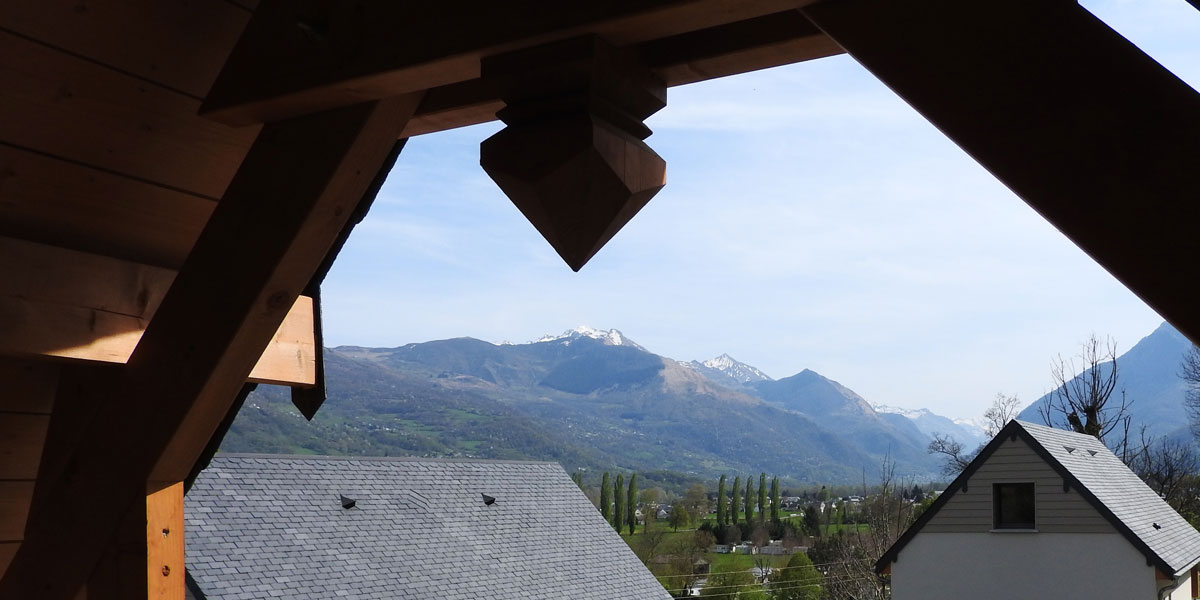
[1064,446,1076,454]
[1153,522,1162,530]
[482,494,496,506]
[1087,450,1098,457]
[340,495,357,510]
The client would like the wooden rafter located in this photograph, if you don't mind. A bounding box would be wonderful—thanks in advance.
[201,0,820,125]
[399,9,842,138]
[0,93,421,599]
[803,0,1200,345]
[0,236,316,387]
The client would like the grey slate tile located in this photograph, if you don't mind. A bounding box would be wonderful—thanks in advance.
[186,455,670,600]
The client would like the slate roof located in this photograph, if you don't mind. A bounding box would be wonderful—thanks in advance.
[1020,421,1200,575]
[877,420,1200,577]
[185,455,671,600]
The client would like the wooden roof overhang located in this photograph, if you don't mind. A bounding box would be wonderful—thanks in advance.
[0,0,1198,598]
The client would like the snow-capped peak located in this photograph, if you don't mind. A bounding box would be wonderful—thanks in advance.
[952,417,988,438]
[695,353,771,383]
[872,403,932,419]
[534,326,646,351]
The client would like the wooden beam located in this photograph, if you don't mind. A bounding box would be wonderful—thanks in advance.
[0,415,49,480]
[0,93,420,599]
[640,9,841,87]
[803,0,1200,346]
[202,0,812,125]
[144,482,183,600]
[0,237,316,386]
[397,10,841,138]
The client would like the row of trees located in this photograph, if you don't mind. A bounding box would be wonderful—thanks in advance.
[714,473,783,528]
[598,472,640,535]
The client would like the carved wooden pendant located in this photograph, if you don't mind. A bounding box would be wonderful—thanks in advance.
[480,36,667,271]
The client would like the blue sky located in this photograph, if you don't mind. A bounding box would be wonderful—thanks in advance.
[322,0,1200,420]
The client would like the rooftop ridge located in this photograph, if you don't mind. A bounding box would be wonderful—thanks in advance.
[211,453,561,466]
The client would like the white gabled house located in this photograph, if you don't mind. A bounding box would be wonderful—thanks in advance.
[878,420,1200,600]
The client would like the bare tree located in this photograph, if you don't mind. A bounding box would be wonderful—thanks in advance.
[810,455,911,600]
[632,527,669,566]
[930,393,1020,476]
[1181,346,1200,438]
[1038,334,1132,455]
[1127,429,1200,511]
[927,434,972,477]
[983,392,1022,437]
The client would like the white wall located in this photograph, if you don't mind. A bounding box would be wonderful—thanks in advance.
[891,532,1162,600]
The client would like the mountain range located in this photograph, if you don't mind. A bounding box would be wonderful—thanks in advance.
[222,323,1195,486]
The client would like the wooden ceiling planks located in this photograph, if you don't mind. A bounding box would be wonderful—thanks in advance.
[0,0,253,99]
[0,0,257,271]
[0,144,213,269]
[0,31,257,201]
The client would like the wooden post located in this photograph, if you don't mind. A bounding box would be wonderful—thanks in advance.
[145,482,184,600]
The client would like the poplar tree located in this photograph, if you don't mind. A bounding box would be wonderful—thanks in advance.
[614,474,625,532]
[600,472,611,523]
[731,476,742,527]
[626,473,638,535]
[758,473,767,523]
[770,476,781,523]
[716,475,727,527]
[744,477,754,524]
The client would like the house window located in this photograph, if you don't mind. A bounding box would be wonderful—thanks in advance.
[993,483,1035,530]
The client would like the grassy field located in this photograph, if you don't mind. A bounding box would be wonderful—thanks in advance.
[620,520,802,576]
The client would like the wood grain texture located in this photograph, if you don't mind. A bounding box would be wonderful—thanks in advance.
[0,237,173,319]
[0,238,314,385]
[0,0,251,98]
[0,144,213,269]
[0,31,258,199]
[248,295,316,386]
[144,482,183,600]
